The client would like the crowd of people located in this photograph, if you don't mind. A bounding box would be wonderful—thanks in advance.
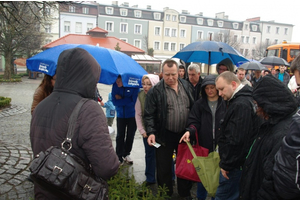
[30,48,300,200]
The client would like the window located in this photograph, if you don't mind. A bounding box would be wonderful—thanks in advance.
[164,42,169,51]
[45,24,51,33]
[233,23,239,29]
[285,28,288,35]
[155,27,161,35]
[171,29,177,37]
[245,49,249,56]
[120,38,128,43]
[165,28,170,36]
[82,7,89,14]
[197,31,203,39]
[274,39,278,44]
[154,41,160,50]
[75,22,82,33]
[252,49,255,56]
[120,23,128,33]
[253,37,256,44]
[234,35,238,42]
[106,7,113,15]
[246,36,249,43]
[207,19,214,26]
[252,25,257,31]
[244,24,248,30]
[134,10,142,18]
[217,21,223,27]
[266,38,270,45]
[267,26,271,33]
[171,43,176,51]
[87,23,93,31]
[154,13,161,20]
[179,43,185,50]
[180,16,186,23]
[241,36,245,43]
[64,21,70,32]
[276,27,279,34]
[172,15,177,21]
[240,48,244,54]
[166,14,170,21]
[69,6,75,13]
[134,24,142,34]
[197,18,203,25]
[207,32,213,40]
[105,22,113,32]
[180,29,186,38]
[134,40,141,48]
[120,9,128,16]
[218,33,223,42]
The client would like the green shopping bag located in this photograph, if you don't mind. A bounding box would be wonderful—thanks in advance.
[186,141,220,197]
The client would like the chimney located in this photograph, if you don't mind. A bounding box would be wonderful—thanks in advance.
[182,10,189,14]
[122,2,129,7]
[132,5,138,8]
[112,1,118,6]
[163,7,169,11]
[147,5,151,10]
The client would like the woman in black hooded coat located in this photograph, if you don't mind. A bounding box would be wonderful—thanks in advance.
[239,75,298,200]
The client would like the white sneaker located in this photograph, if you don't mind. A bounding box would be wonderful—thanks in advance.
[123,155,133,164]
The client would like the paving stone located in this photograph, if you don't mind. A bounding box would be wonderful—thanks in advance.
[0,169,6,175]
[6,168,21,175]
[0,184,13,194]
[6,159,17,165]
[0,178,6,185]
[8,178,22,185]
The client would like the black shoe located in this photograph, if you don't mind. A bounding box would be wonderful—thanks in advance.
[143,181,156,187]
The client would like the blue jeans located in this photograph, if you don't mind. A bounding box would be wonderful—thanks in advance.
[143,137,156,183]
[215,168,242,200]
[197,182,215,200]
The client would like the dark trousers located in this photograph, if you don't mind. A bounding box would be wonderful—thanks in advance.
[143,137,156,183]
[156,129,193,197]
[116,117,137,161]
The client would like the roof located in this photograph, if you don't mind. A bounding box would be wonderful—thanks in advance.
[132,54,162,64]
[42,33,144,55]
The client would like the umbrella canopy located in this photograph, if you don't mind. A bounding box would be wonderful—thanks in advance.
[259,56,290,67]
[26,44,148,87]
[172,41,248,66]
[238,61,268,71]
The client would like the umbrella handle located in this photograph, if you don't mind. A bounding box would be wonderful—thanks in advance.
[186,141,197,158]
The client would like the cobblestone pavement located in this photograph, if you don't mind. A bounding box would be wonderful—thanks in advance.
[0,76,200,200]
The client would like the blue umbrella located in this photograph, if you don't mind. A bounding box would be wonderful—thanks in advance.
[172,41,248,69]
[26,44,148,87]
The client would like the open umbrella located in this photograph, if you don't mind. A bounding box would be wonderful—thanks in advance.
[172,41,248,73]
[238,61,268,71]
[26,44,148,87]
[259,56,290,67]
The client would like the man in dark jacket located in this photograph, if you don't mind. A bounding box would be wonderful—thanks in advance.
[215,71,260,200]
[30,48,119,199]
[275,65,290,86]
[187,63,203,100]
[240,75,297,200]
[112,75,139,164]
[145,59,194,199]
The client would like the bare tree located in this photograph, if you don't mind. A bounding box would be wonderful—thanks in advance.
[213,30,241,50]
[254,41,269,60]
[0,1,58,79]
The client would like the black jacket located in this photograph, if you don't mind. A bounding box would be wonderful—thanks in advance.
[240,75,298,200]
[30,48,119,199]
[144,78,194,146]
[186,75,226,152]
[218,85,260,171]
[273,110,300,200]
[187,76,203,101]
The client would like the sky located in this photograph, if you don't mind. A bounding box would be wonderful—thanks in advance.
[100,0,300,42]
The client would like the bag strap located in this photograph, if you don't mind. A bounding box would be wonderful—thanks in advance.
[61,98,89,151]
[186,141,219,159]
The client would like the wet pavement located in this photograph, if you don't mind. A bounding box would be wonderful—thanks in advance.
[0,76,199,200]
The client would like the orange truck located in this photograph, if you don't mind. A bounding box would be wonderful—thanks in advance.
[265,41,300,71]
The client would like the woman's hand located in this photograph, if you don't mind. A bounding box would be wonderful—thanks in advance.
[179,131,190,143]
[142,133,147,138]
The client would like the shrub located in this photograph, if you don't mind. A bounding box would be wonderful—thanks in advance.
[0,96,11,108]
[108,165,168,199]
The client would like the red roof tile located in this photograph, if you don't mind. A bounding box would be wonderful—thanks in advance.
[42,34,145,55]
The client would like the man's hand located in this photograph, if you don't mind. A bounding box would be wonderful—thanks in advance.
[179,131,190,143]
[115,94,122,99]
[221,168,229,180]
[147,134,156,146]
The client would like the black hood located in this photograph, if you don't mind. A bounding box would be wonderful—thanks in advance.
[53,48,101,99]
[201,74,217,98]
[253,75,297,123]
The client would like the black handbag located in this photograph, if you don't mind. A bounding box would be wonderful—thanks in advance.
[29,98,109,200]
